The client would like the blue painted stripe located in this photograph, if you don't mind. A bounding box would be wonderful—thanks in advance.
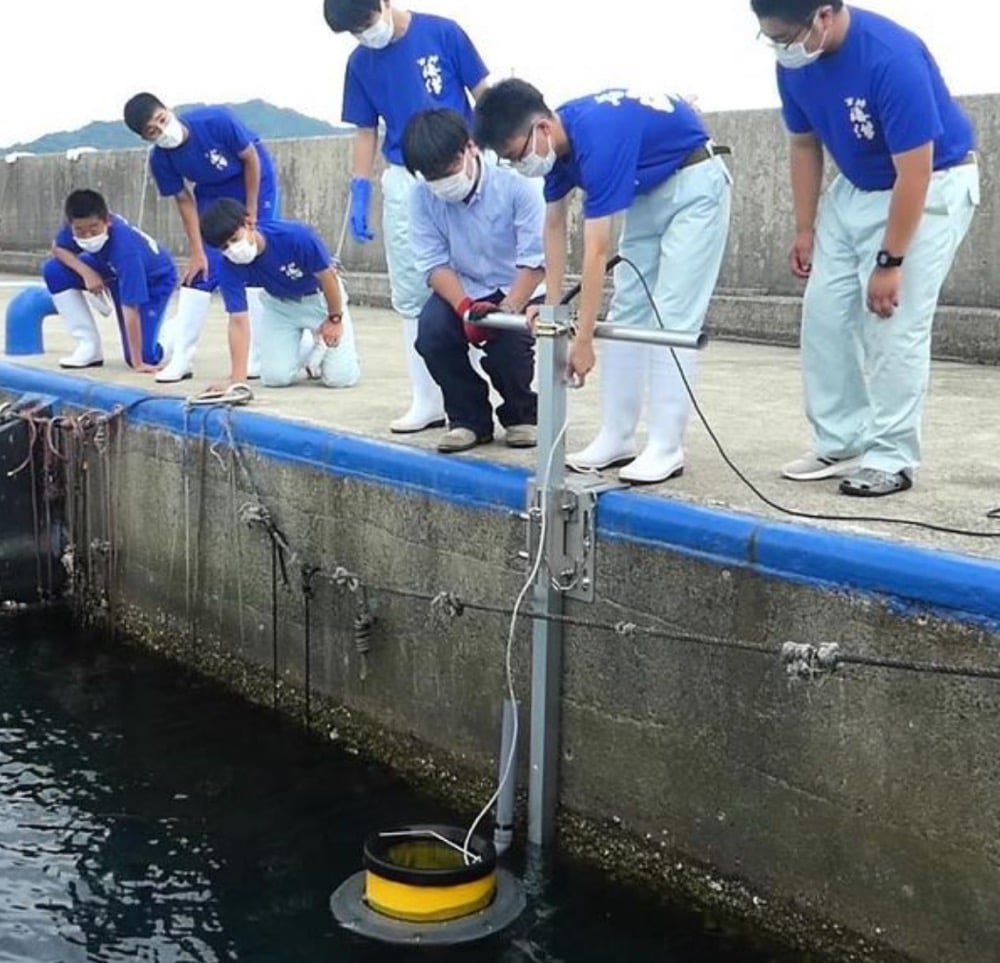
[597,491,1000,624]
[0,363,527,513]
[3,361,999,624]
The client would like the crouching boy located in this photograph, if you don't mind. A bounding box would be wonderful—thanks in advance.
[43,188,177,371]
[198,199,361,390]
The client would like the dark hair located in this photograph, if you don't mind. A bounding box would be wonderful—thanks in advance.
[474,79,551,152]
[65,189,109,221]
[323,0,380,33]
[750,0,842,21]
[402,110,471,180]
[123,92,165,136]
[200,198,247,249]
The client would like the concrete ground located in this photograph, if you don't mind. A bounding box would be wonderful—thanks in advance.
[3,274,1000,562]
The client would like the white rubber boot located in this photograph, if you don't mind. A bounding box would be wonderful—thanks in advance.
[566,340,646,471]
[155,288,212,383]
[246,287,264,380]
[54,290,103,368]
[619,347,697,484]
[156,313,176,362]
[390,316,445,433]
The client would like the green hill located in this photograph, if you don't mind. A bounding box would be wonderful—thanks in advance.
[2,99,352,155]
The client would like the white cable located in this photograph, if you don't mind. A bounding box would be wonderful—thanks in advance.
[462,413,570,862]
[378,828,482,863]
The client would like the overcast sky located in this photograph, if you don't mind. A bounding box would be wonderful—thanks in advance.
[3,0,995,146]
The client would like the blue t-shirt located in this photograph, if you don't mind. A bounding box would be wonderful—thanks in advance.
[776,7,974,191]
[150,105,278,212]
[543,90,709,219]
[217,220,333,313]
[342,13,488,165]
[55,214,177,307]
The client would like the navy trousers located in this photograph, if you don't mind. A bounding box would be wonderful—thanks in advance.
[415,291,536,437]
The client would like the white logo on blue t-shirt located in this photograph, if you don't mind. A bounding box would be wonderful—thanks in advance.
[280,262,304,281]
[594,89,678,114]
[845,97,876,142]
[206,149,230,171]
[418,55,443,96]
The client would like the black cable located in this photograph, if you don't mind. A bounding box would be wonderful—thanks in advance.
[614,254,1000,539]
[271,540,279,710]
[301,565,320,726]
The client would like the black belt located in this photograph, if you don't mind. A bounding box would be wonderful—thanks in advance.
[679,143,732,169]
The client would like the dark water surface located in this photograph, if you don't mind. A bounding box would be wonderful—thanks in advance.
[0,614,798,963]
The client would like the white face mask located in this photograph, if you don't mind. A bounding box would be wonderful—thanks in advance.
[773,19,827,69]
[357,7,393,49]
[74,231,109,253]
[155,113,185,149]
[427,152,478,203]
[513,125,556,178]
[224,232,258,265]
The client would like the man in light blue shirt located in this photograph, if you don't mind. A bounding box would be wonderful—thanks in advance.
[404,109,543,453]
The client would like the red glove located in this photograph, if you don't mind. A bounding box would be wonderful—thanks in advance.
[456,297,499,346]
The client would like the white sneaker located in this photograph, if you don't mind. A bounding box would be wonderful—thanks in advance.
[782,452,863,481]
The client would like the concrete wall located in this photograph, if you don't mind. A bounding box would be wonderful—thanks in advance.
[6,363,998,963]
[109,425,1000,963]
[2,95,999,308]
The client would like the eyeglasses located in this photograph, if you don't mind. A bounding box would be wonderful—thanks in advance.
[497,123,538,167]
[756,10,818,49]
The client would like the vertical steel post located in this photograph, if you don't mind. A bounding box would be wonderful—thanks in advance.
[527,306,571,848]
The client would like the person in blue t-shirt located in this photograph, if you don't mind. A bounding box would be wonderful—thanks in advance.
[323,0,489,434]
[199,199,360,392]
[752,0,979,497]
[403,109,543,454]
[123,92,280,385]
[476,80,732,485]
[42,189,178,372]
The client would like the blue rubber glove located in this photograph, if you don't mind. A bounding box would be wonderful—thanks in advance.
[349,177,375,244]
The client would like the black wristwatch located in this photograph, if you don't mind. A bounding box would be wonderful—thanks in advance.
[876,249,904,269]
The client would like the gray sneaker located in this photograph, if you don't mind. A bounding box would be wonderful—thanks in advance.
[782,452,863,481]
[839,468,912,497]
[504,424,537,448]
[437,427,493,453]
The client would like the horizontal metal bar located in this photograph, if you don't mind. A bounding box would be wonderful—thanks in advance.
[465,312,707,350]
[594,323,706,350]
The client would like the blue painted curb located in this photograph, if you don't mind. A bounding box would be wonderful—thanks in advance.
[2,361,999,625]
[598,492,1000,625]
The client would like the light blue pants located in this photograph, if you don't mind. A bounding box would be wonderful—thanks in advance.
[258,282,361,388]
[381,164,431,321]
[609,155,732,332]
[803,163,979,474]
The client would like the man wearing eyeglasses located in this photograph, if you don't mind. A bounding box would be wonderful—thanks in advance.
[475,80,732,485]
[753,1,978,497]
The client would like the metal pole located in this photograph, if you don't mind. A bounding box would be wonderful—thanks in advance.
[527,306,570,848]
[465,312,706,350]
[493,697,518,855]
[462,303,706,850]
